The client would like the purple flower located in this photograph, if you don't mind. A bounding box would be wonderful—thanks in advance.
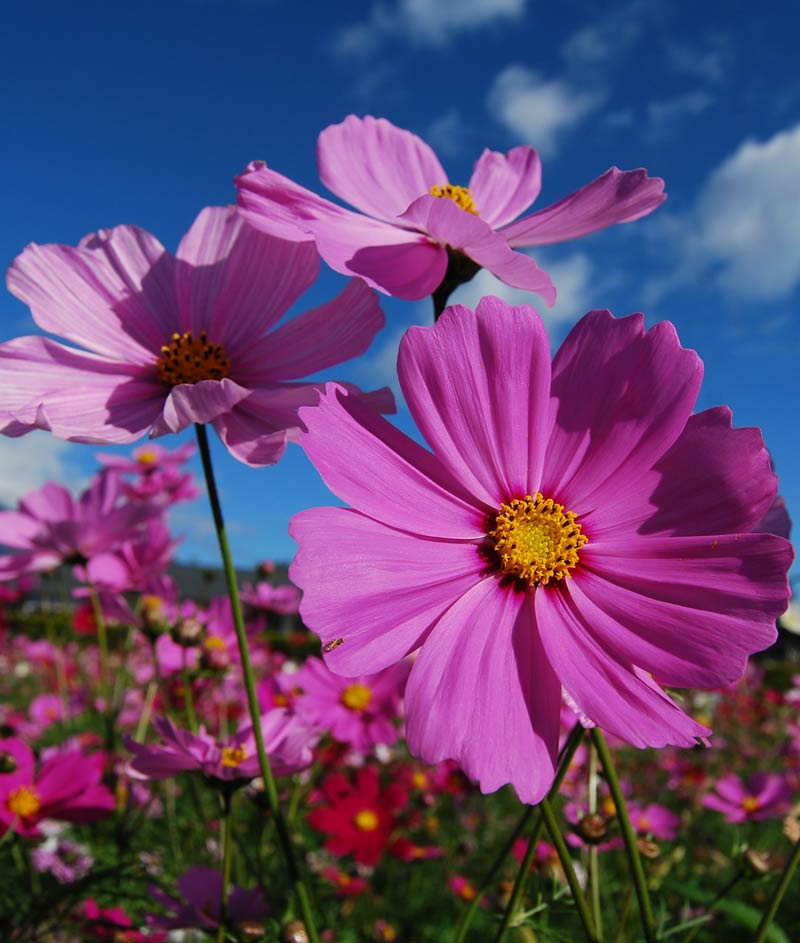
[126,713,313,783]
[702,772,793,823]
[96,442,200,506]
[148,866,268,932]
[236,114,665,303]
[288,297,792,803]
[240,580,301,616]
[0,206,393,465]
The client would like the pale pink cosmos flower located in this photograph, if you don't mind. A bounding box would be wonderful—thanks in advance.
[96,442,200,506]
[702,772,793,823]
[0,206,392,465]
[236,115,665,305]
[240,580,301,616]
[289,297,792,803]
[293,657,409,754]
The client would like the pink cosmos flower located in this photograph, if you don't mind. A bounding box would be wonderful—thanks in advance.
[125,713,313,783]
[0,472,159,580]
[240,580,301,616]
[97,442,200,506]
[293,656,409,754]
[628,802,681,840]
[0,738,115,836]
[0,206,393,465]
[702,772,793,823]
[236,114,665,305]
[289,297,792,803]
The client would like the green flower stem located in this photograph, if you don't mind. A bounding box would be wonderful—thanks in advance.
[486,722,586,943]
[195,424,320,943]
[753,837,800,943]
[217,791,234,943]
[588,741,603,940]
[181,656,199,734]
[540,797,600,942]
[89,588,111,706]
[590,728,656,943]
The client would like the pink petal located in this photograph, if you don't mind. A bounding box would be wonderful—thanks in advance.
[8,228,175,363]
[468,146,542,228]
[289,507,484,675]
[175,206,320,347]
[399,298,553,508]
[152,378,252,435]
[501,167,666,248]
[298,385,486,539]
[239,278,385,382]
[542,311,703,515]
[0,336,164,443]
[587,407,778,540]
[311,212,447,299]
[400,195,556,303]
[536,587,709,748]
[405,579,561,804]
[318,115,447,221]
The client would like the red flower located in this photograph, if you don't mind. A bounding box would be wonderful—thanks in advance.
[307,767,407,866]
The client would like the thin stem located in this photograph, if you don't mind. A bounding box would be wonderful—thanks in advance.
[614,886,633,943]
[181,654,199,734]
[753,838,800,943]
[194,424,320,943]
[683,868,744,943]
[590,729,656,943]
[217,792,233,943]
[89,588,110,706]
[540,797,600,942]
[588,741,603,940]
[135,680,158,743]
[487,723,586,943]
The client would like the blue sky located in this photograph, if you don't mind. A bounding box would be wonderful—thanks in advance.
[1,0,798,581]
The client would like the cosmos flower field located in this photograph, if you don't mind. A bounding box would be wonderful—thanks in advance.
[0,115,797,942]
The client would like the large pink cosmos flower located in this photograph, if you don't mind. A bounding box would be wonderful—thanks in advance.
[236,115,665,305]
[289,297,793,804]
[0,206,392,465]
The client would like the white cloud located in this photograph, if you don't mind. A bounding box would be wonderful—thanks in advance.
[331,0,526,59]
[449,251,596,336]
[666,36,731,85]
[560,3,646,68]
[0,432,84,507]
[646,89,715,138]
[686,123,800,301]
[487,66,605,157]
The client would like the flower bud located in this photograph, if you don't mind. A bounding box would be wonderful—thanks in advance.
[240,921,266,940]
[281,921,310,943]
[743,848,771,877]
[636,838,660,860]
[577,813,608,844]
[171,616,203,647]
[139,594,168,641]
[0,751,18,774]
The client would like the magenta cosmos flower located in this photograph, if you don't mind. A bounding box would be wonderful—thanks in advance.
[289,297,793,804]
[236,114,665,306]
[0,206,392,465]
[702,772,793,823]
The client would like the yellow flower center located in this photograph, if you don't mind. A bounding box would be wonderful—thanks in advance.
[410,771,429,790]
[459,882,477,902]
[341,683,373,712]
[354,809,379,831]
[429,184,478,215]
[742,796,760,813]
[157,331,230,387]
[204,635,227,651]
[221,744,248,768]
[272,693,290,707]
[488,493,588,586]
[7,785,41,819]
[137,449,158,465]
[601,796,617,818]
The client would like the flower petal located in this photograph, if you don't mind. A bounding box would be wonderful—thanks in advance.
[298,385,486,538]
[239,278,385,382]
[541,310,703,515]
[152,378,252,435]
[399,195,556,303]
[175,205,320,346]
[501,167,666,248]
[318,115,447,221]
[468,146,542,228]
[8,228,175,364]
[405,578,560,804]
[399,298,553,507]
[536,586,710,748]
[289,507,484,675]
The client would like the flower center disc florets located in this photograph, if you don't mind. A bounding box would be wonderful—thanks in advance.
[157,331,230,387]
[488,493,588,587]
[341,683,373,712]
[429,184,478,215]
[7,785,41,819]
[221,744,248,768]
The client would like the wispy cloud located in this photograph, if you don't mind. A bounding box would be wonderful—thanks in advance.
[646,89,715,139]
[331,0,526,60]
[666,35,732,85]
[0,433,84,507]
[560,0,655,68]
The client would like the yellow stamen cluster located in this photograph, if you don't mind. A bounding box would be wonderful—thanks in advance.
[221,744,248,768]
[157,331,230,387]
[137,449,158,465]
[7,785,41,819]
[429,184,478,215]
[340,683,373,712]
[203,635,227,652]
[488,493,588,587]
[742,796,760,813]
[354,809,379,831]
